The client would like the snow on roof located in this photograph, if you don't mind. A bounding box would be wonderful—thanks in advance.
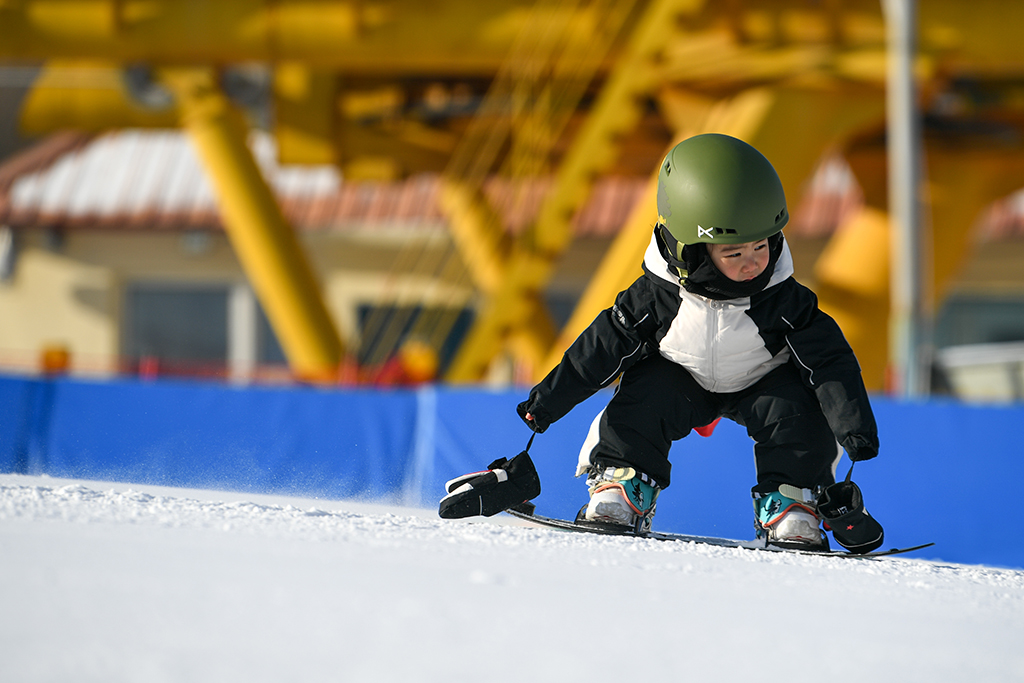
[0,129,869,238]
[0,130,345,231]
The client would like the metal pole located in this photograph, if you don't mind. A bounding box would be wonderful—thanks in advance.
[883,0,929,398]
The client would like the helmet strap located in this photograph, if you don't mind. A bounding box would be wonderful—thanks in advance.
[655,224,689,277]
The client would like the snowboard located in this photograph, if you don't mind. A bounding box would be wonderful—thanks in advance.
[504,505,935,559]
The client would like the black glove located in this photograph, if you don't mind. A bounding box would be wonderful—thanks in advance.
[438,451,541,519]
[817,478,884,554]
[516,400,551,433]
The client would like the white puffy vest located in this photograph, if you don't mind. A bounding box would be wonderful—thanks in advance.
[642,234,794,393]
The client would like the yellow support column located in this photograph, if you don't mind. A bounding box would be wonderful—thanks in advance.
[162,68,343,382]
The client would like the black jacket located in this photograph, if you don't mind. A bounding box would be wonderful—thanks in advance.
[520,231,878,462]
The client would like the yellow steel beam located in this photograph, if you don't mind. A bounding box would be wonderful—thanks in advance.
[437,178,557,381]
[160,67,343,382]
[273,63,338,166]
[722,84,886,209]
[813,205,891,391]
[815,144,1024,391]
[275,65,459,174]
[436,179,510,294]
[5,0,1024,73]
[18,60,462,173]
[444,0,707,382]
[0,0,539,73]
[18,60,178,134]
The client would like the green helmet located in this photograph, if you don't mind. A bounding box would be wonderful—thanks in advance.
[656,134,788,251]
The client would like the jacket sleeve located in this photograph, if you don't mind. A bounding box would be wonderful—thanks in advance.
[518,275,660,432]
[777,281,879,461]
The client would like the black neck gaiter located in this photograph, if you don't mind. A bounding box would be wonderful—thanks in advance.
[657,229,784,300]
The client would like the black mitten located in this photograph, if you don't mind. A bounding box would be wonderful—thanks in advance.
[817,479,884,554]
[438,451,541,519]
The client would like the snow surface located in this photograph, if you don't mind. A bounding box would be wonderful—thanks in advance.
[2,473,1024,683]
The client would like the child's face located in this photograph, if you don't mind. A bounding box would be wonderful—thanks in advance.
[706,239,770,282]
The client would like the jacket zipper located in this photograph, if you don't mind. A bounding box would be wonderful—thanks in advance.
[706,299,720,389]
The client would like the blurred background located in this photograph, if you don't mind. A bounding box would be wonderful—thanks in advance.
[3,0,1024,401]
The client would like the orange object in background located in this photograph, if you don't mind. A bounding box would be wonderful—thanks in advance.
[370,339,440,387]
[40,344,70,376]
[398,339,440,385]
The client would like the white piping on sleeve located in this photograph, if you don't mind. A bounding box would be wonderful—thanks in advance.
[785,337,815,386]
[600,342,643,386]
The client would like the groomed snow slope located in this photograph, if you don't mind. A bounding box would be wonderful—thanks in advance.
[2,473,1023,683]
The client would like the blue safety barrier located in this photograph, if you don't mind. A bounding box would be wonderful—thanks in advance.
[1,373,1021,568]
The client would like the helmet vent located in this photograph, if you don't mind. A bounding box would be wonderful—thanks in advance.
[775,208,787,224]
[716,228,737,235]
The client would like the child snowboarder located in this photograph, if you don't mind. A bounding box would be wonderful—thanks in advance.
[517,133,880,549]
[440,133,883,553]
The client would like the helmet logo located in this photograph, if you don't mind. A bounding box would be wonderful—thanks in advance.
[697,225,714,239]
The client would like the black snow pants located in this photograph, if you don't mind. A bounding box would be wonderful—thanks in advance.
[585,353,840,495]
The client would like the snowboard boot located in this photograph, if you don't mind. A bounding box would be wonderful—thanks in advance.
[579,464,660,533]
[754,485,827,549]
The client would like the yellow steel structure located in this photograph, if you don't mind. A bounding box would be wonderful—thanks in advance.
[0,0,521,68]
[273,64,338,166]
[437,0,647,380]
[7,0,1024,387]
[542,171,659,374]
[17,60,178,134]
[444,0,706,381]
[537,83,888,378]
[511,1,1024,388]
[160,67,343,381]
[815,144,1024,389]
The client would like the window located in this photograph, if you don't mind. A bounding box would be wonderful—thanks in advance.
[123,283,284,379]
[934,295,1024,348]
[356,303,473,374]
[125,284,227,364]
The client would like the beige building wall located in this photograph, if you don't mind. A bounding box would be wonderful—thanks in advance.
[0,225,480,378]
[2,216,1024,391]
[1,231,122,374]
